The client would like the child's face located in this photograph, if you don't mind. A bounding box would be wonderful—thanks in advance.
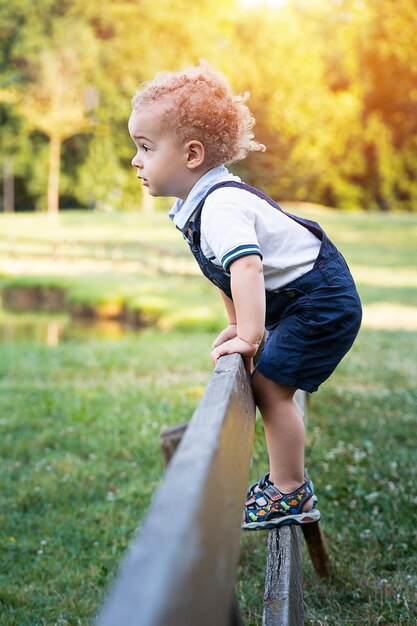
[129,103,194,200]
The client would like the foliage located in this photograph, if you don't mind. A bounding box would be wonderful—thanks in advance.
[1,0,417,213]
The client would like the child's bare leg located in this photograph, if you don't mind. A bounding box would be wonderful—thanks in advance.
[252,371,313,512]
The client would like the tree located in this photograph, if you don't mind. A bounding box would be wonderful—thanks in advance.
[224,4,363,207]
[2,0,417,212]
[358,0,417,210]
[15,23,97,218]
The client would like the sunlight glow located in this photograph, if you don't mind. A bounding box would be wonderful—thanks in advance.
[240,0,288,9]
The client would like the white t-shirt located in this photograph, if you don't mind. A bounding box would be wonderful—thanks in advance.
[200,186,322,290]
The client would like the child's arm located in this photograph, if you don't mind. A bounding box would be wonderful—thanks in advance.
[212,290,238,348]
[211,255,265,363]
[218,289,237,324]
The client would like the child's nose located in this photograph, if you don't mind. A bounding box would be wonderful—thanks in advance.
[131,153,143,168]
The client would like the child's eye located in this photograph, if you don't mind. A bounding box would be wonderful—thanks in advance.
[141,144,150,153]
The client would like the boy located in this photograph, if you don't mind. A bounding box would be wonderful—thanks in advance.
[128,63,362,530]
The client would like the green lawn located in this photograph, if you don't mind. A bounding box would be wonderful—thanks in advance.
[0,208,416,625]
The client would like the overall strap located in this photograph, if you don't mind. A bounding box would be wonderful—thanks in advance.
[192,181,324,241]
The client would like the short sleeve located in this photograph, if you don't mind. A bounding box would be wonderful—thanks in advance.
[201,195,263,271]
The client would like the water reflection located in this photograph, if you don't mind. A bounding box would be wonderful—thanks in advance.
[0,312,139,346]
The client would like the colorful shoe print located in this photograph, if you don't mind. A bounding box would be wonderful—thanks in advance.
[242,481,321,531]
[246,472,318,507]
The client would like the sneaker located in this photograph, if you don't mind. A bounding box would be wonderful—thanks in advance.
[246,471,318,507]
[242,481,321,531]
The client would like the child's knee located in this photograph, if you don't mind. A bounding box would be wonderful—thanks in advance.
[252,371,296,406]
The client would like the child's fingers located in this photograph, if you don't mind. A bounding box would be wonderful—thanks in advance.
[211,338,256,365]
[211,344,229,363]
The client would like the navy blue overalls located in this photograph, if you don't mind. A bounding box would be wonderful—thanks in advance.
[185,181,362,392]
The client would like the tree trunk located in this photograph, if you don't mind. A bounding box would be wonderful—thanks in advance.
[47,134,61,220]
[3,157,15,212]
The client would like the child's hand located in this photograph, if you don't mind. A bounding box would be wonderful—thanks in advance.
[211,324,238,349]
[211,336,259,364]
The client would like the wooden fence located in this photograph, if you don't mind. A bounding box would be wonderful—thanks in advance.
[96,353,329,626]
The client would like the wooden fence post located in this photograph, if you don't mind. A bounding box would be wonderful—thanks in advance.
[263,527,304,626]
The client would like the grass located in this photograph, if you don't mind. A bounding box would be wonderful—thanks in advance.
[1,207,417,625]
[0,211,227,330]
[0,330,214,625]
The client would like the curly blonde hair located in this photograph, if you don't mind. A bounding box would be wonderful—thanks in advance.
[131,62,265,167]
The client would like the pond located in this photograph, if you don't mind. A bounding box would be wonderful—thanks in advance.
[0,309,139,345]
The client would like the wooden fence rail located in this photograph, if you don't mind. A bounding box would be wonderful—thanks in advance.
[96,353,255,626]
[96,353,329,626]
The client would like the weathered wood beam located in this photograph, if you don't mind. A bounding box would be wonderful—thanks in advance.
[263,527,304,626]
[96,353,255,626]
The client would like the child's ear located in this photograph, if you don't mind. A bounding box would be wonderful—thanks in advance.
[185,140,205,169]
